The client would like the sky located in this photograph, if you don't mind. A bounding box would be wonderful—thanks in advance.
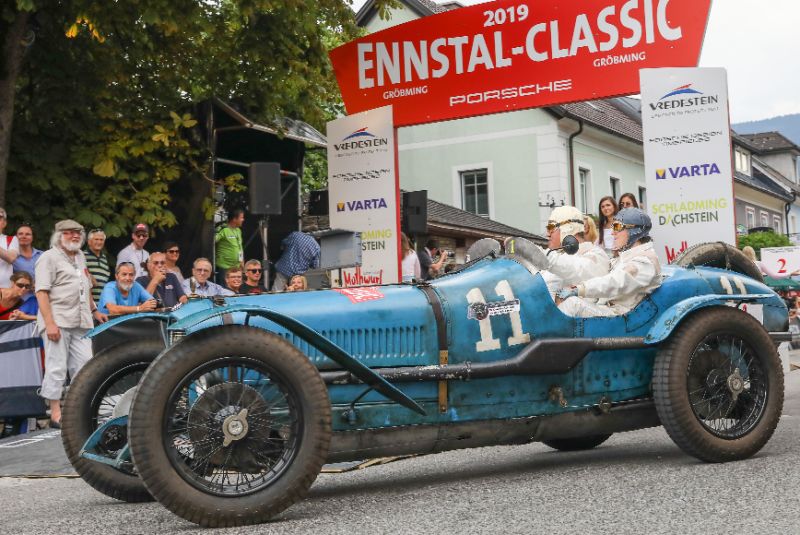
[348,0,800,124]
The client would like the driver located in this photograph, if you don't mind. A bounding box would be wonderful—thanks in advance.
[557,208,661,317]
[541,205,610,297]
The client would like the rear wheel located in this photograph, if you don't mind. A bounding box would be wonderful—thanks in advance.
[542,434,612,452]
[653,307,783,462]
[128,326,331,528]
[61,339,164,502]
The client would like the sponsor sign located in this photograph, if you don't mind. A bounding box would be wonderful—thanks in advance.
[640,68,736,263]
[760,247,800,279]
[327,106,400,286]
[330,0,711,126]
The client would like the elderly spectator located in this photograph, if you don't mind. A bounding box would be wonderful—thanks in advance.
[272,231,320,291]
[182,258,234,297]
[0,271,37,321]
[36,220,107,427]
[0,207,19,287]
[117,222,150,278]
[241,259,265,294]
[136,252,187,308]
[286,274,307,292]
[224,266,244,294]
[162,241,184,284]
[12,224,43,278]
[99,262,156,315]
[84,228,111,304]
[215,208,245,284]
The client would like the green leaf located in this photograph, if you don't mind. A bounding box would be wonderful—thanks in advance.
[93,159,116,177]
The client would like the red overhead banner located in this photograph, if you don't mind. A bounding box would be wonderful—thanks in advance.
[330,0,712,126]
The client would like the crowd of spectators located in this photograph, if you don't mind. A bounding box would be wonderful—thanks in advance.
[0,208,324,434]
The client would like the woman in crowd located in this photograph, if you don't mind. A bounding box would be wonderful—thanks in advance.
[597,196,618,255]
[400,233,421,282]
[742,246,800,278]
[286,274,307,292]
[12,224,43,278]
[163,241,184,284]
[0,271,37,321]
[584,216,599,245]
[618,192,639,209]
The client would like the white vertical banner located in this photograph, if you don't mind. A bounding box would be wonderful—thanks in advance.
[640,68,736,264]
[326,105,399,286]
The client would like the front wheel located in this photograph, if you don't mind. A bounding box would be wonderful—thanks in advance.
[653,307,783,462]
[61,339,164,502]
[128,326,332,528]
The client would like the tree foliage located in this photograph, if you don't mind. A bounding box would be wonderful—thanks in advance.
[738,230,791,256]
[1,0,360,244]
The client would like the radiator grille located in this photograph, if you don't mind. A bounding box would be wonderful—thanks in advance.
[281,325,427,367]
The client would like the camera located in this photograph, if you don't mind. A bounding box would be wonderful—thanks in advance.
[444,250,455,259]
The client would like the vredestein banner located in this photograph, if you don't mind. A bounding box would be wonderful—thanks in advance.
[327,105,400,286]
[640,67,737,264]
[330,0,712,126]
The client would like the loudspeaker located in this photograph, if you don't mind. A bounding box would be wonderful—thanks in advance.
[308,190,329,216]
[248,162,282,215]
[402,190,427,235]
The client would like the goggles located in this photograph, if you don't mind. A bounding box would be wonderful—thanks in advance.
[611,221,638,232]
[546,218,584,233]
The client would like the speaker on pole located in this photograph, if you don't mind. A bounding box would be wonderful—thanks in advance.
[248,162,282,215]
[402,190,427,235]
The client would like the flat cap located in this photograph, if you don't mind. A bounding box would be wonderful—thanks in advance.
[54,219,84,232]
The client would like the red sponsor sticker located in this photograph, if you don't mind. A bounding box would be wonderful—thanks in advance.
[333,286,385,303]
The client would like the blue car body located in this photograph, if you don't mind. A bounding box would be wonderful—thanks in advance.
[86,255,787,434]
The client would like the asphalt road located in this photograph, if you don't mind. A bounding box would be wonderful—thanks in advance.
[4,372,800,535]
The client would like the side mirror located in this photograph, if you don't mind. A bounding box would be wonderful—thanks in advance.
[561,235,580,255]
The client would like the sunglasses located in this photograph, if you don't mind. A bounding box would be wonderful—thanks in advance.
[611,221,638,232]
[194,268,211,273]
[151,260,166,265]
[15,282,31,289]
[546,218,585,233]
[247,268,262,273]
[166,249,180,254]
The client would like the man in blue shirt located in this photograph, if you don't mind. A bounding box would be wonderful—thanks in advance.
[181,258,234,297]
[272,231,320,291]
[98,262,157,315]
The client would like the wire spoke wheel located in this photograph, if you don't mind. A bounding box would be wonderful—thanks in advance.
[653,307,783,463]
[686,335,767,439]
[128,326,331,528]
[61,339,164,502]
[164,358,302,497]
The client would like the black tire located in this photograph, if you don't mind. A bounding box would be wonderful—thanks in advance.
[542,434,612,452]
[61,339,164,502]
[653,307,783,462]
[672,242,763,283]
[128,326,331,528]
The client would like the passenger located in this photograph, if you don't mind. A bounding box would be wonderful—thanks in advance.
[557,208,661,318]
[540,206,610,297]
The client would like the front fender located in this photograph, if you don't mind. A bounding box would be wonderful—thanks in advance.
[645,293,775,344]
[168,304,425,416]
[85,312,171,339]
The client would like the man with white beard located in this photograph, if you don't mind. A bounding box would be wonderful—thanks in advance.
[35,220,108,427]
[98,262,157,315]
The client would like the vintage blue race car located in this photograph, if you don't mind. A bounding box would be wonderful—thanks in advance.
[62,241,788,528]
